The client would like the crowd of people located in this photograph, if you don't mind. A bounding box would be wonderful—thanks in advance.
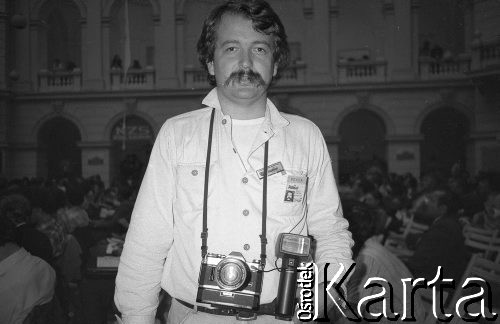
[0,174,139,324]
[1,163,499,323]
[338,164,500,321]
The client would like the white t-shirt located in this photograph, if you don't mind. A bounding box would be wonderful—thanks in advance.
[231,117,265,170]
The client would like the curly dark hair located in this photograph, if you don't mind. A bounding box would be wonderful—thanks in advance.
[197,0,290,86]
[0,208,17,247]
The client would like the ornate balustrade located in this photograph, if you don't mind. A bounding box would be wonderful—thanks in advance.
[337,59,387,84]
[471,38,500,71]
[419,54,471,80]
[110,67,155,90]
[38,69,82,92]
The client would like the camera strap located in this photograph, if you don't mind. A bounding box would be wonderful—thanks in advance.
[201,108,216,259]
[201,108,269,267]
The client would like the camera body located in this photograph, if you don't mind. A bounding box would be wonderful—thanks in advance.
[196,251,263,310]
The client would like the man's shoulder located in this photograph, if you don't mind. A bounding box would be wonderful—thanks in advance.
[279,112,321,134]
[157,106,214,139]
[164,106,213,127]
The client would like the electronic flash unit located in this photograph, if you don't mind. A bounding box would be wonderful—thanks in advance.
[275,233,312,321]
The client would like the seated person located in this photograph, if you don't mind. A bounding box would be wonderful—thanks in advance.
[57,185,90,235]
[0,194,52,264]
[30,187,68,260]
[0,205,56,324]
[406,189,470,283]
[90,186,135,237]
[342,199,427,322]
[471,191,500,232]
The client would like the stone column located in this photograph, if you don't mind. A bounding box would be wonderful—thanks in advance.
[10,143,38,179]
[29,20,40,90]
[463,0,474,52]
[410,0,420,75]
[389,0,415,80]
[175,13,185,88]
[304,0,333,84]
[383,0,395,81]
[329,0,339,84]
[14,0,32,91]
[0,98,8,175]
[0,0,7,90]
[102,17,111,89]
[155,1,178,88]
[82,0,104,90]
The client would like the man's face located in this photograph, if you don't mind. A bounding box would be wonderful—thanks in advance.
[207,13,277,104]
[485,193,500,221]
[414,191,445,221]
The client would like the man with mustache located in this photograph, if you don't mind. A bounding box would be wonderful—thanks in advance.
[114,1,353,323]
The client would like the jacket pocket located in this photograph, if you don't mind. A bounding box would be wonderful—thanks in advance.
[175,163,207,213]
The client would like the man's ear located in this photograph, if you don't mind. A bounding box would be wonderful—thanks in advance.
[207,61,215,76]
[273,63,278,77]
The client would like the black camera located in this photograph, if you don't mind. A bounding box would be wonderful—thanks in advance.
[196,251,264,310]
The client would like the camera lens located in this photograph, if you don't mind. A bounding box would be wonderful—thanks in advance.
[220,264,242,284]
[215,258,248,291]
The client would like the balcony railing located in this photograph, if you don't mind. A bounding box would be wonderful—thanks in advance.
[471,37,500,71]
[337,59,387,84]
[276,61,306,85]
[418,54,471,80]
[110,67,155,90]
[184,65,209,89]
[38,69,82,92]
[183,62,307,89]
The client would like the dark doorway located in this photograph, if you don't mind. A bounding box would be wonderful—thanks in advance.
[38,117,82,180]
[420,107,469,176]
[110,115,154,187]
[338,109,387,183]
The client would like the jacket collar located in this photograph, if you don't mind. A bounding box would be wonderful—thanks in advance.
[201,88,290,136]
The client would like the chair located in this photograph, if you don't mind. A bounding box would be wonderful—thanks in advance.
[384,212,429,259]
[463,224,498,238]
[463,228,500,262]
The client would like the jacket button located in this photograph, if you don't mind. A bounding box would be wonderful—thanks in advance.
[191,170,198,176]
[242,177,248,184]
[243,244,250,251]
[242,209,249,216]
[222,119,227,125]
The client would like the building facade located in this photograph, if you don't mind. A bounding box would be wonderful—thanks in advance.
[0,0,499,185]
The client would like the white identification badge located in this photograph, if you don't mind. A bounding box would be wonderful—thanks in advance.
[284,175,307,203]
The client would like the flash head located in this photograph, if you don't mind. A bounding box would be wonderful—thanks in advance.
[276,233,311,258]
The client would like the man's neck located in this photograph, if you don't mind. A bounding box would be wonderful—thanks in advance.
[217,91,267,120]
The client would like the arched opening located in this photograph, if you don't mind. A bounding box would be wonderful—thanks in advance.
[37,117,82,180]
[110,115,154,186]
[420,107,469,176]
[338,109,387,183]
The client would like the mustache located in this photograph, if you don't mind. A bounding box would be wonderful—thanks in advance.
[223,69,266,87]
